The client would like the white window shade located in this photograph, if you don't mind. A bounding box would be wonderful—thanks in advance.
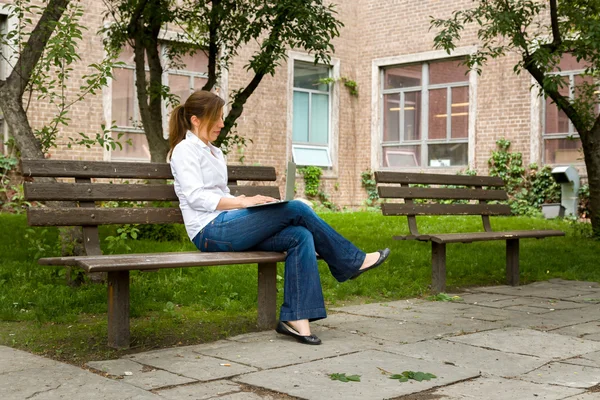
[292,145,331,167]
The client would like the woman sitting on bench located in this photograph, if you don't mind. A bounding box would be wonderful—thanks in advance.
[168,90,390,345]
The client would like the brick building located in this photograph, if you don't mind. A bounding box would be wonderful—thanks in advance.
[0,0,586,207]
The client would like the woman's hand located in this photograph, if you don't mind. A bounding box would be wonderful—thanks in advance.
[237,195,279,208]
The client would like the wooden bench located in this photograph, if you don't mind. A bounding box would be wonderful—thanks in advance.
[375,171,565,293]
[21,158,293,349]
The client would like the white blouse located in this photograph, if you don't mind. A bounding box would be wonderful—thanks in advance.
[170,131,234,240]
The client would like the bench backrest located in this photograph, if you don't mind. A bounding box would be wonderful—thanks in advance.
[22,159,282,255]
[374,171,510,235]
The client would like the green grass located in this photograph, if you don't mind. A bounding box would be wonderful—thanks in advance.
[0,212,597,365]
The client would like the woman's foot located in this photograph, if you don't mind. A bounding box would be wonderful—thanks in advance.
[351,248,391,280]
[275,320,321,345]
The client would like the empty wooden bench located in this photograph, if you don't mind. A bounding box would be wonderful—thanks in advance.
[21,158,290,349]
[375,171,565,293]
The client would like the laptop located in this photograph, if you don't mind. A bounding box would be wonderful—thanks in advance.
[246,161,296,209]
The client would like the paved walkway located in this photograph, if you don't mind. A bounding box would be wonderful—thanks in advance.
[3,279,600,399]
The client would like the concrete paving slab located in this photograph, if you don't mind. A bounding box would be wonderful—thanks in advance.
[552,322,600,339]
[0,345,57,374]
[331,300,470,321]
[472,285,599,300]
[520,362,600,388]
[1,363,160,400]
[446,328,600,359]
[87,358,196,390]
[548,279,600,288]
[383,339,548,377]
[581,334,600,341]
[217,392,277,400]
[235,349,479,400]
[524,307,600,331]
[468,297,588,311]
[504,305,557,314]
[127,348,256,381]
[458,293,522,306]
[195,328,385,369]
[563,392,600,400]
[155,380,242,399]
[564,295,600,304]
[430,376,584,400]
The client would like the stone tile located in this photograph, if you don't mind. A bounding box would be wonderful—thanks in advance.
[548,279,600,288]
[156,380,242,399]
[196,328,386,369]
[0,346,56,374]
[473,285,599,300]
[473,297,588,311]
[446,328,600,359]
[458,293,521,306]
[1,363,160,400]
[582,334,600,341]
[552,322,600,338]
[127,348,256,381]
[521,362,600,388]
[382,339,548,377]
[504,305,557,314]
[235,350,479,400]
[218,392,277,400]
[87,359,196,390]
[564,295,600,304]
[431,376,584,400]
[562,393,600,400]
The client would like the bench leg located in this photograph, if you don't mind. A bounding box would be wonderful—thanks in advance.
[257,262,277,330]
[107,271,130,349]
[506,239,520,286]
[431,242,447,294]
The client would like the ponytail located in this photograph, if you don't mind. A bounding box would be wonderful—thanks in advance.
[168,105,189,160]
[167,91,225,160]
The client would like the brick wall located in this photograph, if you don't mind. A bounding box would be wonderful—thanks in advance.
[13,0,585,206]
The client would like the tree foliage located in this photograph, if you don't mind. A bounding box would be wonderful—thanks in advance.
[102,0,343,158]
[431,0,600,237]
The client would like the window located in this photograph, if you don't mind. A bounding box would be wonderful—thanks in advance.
[543,54,587,164]
[381,59,470,168]
[110,45,209,161]
[292,61,332,167]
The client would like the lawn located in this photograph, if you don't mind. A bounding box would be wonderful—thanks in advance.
[0,212,597,365]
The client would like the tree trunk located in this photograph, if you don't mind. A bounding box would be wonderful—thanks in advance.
[581,127,600,236]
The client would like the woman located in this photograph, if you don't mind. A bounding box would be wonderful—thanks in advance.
[169,90,390,345]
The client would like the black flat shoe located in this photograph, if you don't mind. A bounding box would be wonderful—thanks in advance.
[276,321,322,345]
[351,248,391,280]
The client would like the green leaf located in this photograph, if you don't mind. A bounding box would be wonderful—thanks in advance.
[329,373,360,383]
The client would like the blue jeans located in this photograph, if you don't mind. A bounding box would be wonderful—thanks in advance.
[193,200,366,322]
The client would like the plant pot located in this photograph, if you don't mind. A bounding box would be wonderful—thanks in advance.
[541,203,565,219]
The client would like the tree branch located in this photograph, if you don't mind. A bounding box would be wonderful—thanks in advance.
[202,0,220,91]
[7,0,71,97]
[550,0,562,47]
[126,0,151,36]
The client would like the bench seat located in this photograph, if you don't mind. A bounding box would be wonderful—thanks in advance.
[394,229,564,244]
[39,251,287,272]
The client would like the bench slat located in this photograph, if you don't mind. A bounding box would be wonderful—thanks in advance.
[375,171,505,187]
[20,159,276,181]
[429,230,565,243]
[24,183,280,201]
[28,207,184,226]
[378,186,508,200]
[40,252,287,273]
[381,203,512,216]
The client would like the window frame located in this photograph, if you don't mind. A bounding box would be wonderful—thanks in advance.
[106,42,211,162]
[541,69,585,165]
[380,60,471,168]
[291,59,333,167]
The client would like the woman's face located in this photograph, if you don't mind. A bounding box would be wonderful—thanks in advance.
[197,109,224,144]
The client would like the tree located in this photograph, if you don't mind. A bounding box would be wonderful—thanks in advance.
[0,0,121,283]
[431,0,600,237]
[102,0,343,161]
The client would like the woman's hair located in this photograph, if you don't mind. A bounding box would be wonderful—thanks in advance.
[168,90,225,157]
